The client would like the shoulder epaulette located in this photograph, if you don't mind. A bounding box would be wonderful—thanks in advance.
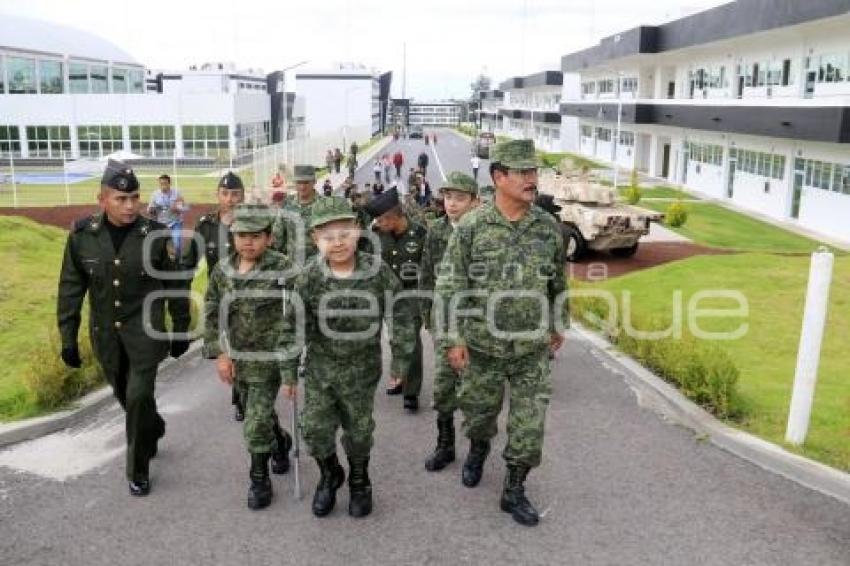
[73,214,98,233]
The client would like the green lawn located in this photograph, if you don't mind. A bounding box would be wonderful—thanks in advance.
[644,201,828,253]
[574,252,850,471]
[619,185,698,200]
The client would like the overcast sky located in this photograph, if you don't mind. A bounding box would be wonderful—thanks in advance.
[3,0,728,100]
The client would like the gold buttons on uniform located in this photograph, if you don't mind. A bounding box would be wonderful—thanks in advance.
[113,259,121,266]
[113,279,120,287]
[114,300,121,308]
[114,321,122,329]
[392,250,398,255]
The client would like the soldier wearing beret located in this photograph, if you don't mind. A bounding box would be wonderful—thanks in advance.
[270,164,326,264]
[435,140,567,526]
[188,171,246,421]
[281,197,416,518]
[364,187,428,412]
[203,204,295,510]
[57,159,192,496]
[420,172,478,473]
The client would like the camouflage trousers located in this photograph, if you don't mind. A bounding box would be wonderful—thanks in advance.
[432,347,460,416]
[458,347,552,468]
[233,365,287,455]
[301,358,381,460]
[403,318,424,398]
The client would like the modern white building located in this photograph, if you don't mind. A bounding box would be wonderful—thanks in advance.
[496,71,566,153]
[477,90,504,133]
[294,66,391,149]
[560,0,850,241]
[408,101,462,127]
[0,15,277,164]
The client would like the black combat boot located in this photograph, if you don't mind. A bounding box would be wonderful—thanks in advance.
[403,396,419,412]
[129,454,151,496]
[247,453,273,510]
[500,465,539,526]
[424,415,455,472]
[461,439,490,488]
[271,425,292,475]
[232,387,244,422]
[312,454,345,517]
[348,457,373,518]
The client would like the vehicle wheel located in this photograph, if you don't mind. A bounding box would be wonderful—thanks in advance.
[610,243,639,258]
[562,224,587,262]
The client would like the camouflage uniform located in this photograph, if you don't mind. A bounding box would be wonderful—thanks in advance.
[57,161,190,490]
[435,141,567,472]
[270,165,325,264]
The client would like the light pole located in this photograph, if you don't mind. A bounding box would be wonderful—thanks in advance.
[280,60,309,169]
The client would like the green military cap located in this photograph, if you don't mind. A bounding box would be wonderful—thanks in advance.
[441,171,478,195]
[478,185,495,202]
[293,164,316,182]
[309,196,357,230]
[230,203,275,233]
[489,139,538,169]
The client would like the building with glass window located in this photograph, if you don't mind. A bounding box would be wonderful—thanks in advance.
[560,0,850,242]
[408,101,462,127]
[494,71,565,153]
[477,90,504,133]
[0,15,273,164]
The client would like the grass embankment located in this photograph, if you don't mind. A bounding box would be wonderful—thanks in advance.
[0,215,207,422]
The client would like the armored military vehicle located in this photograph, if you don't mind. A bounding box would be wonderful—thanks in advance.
[537,167,664,261]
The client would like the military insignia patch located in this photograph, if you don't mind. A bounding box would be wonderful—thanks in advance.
[404,241,420,254]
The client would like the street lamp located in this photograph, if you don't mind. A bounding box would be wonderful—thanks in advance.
[612,71,625,190]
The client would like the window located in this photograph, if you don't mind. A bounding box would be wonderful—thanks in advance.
[7,57,37,93]
[129,125,175,157]
[26,126,71,158]
[734,148,785,180]
[128,69,145,93]
[90,65,108,93]
[182,125,229,158]
[0,58,4,93]
[685,142,723,166]
[817,53,847,83]
[580,125,593,138]
[581,82,596,96]
[619,131,635,147]
[38,60,64,94]
[598,79,614,94]
[77,125,123,157]
[69,62,89,93]
[620,77,638,94]
[112,68,128,93]
[596,127,611,142]
[0,126,21,157]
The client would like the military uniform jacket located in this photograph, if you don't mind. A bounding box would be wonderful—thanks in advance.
[202,249,297,383]
[57,213,190,371]
[369,216,427,291]
[283,252,416,385]
[194,210,234,272]
[435,202,568,358]
[271,194,325,263]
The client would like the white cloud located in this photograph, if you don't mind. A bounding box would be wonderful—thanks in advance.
[1,0,728,99]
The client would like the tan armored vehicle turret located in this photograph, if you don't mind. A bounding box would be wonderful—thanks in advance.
[537,163,664,261]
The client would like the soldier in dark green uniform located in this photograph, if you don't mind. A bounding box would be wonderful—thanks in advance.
[203,204,295,510]
[191,171,245,421]
[364,187,428,411]
[436,140,567,526]
[281,197,416,518]
[420,172,478,472]
[271,165,325,264]
[57,160,191,497]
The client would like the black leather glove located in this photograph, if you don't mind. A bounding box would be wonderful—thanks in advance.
[61,345,82,368]
[170,339,190,359]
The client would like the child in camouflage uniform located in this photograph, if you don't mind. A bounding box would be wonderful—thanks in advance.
[203,204,295,510]
[281,196,416,518]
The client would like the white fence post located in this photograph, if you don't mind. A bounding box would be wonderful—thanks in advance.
[63,151,70,205]
[9,154,18,208]
[785,248,834,446]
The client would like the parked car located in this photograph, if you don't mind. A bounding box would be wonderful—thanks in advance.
[472,132,496,158]
[409,126,424,139]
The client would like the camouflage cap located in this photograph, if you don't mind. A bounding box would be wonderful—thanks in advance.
[101,159,139,192]
[309,196,357,230]
[489,139,537,169]
[230,203,276,233]
[478,185,495,202]
[441,171,478,195]
[293,164,316,182]
[218,171,244,191]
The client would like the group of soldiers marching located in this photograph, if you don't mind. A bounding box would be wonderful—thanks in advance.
[57,137,567,527]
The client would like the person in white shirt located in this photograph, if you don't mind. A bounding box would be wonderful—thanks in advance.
[147,174,189,259]
[470,154,481,181]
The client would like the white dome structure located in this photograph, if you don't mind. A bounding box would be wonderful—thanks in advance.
[0,14,139,65]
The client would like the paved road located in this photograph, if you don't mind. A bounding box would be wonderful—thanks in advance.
[1,130,849,565]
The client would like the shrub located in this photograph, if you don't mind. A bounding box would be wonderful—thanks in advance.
[666,200,688,227]
[23,329,105,412]
[624,185,642,205]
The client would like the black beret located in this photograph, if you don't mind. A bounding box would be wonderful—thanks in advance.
[101,159,139,192]
[364,186,400,218]
[218,171,244,191]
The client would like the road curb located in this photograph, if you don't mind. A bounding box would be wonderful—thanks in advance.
[0,341,203,449]
[570,322,850,506]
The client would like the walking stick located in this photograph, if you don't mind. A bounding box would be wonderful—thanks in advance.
[291,365,305,500]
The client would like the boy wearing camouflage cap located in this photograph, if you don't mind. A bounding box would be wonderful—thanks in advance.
[281,197,417,518]
[421,171,478,473]
[203,204,296,510]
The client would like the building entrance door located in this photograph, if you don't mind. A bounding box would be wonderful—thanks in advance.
[791,159,804,219]
[727,150,737,199]
[661,144,671,178]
